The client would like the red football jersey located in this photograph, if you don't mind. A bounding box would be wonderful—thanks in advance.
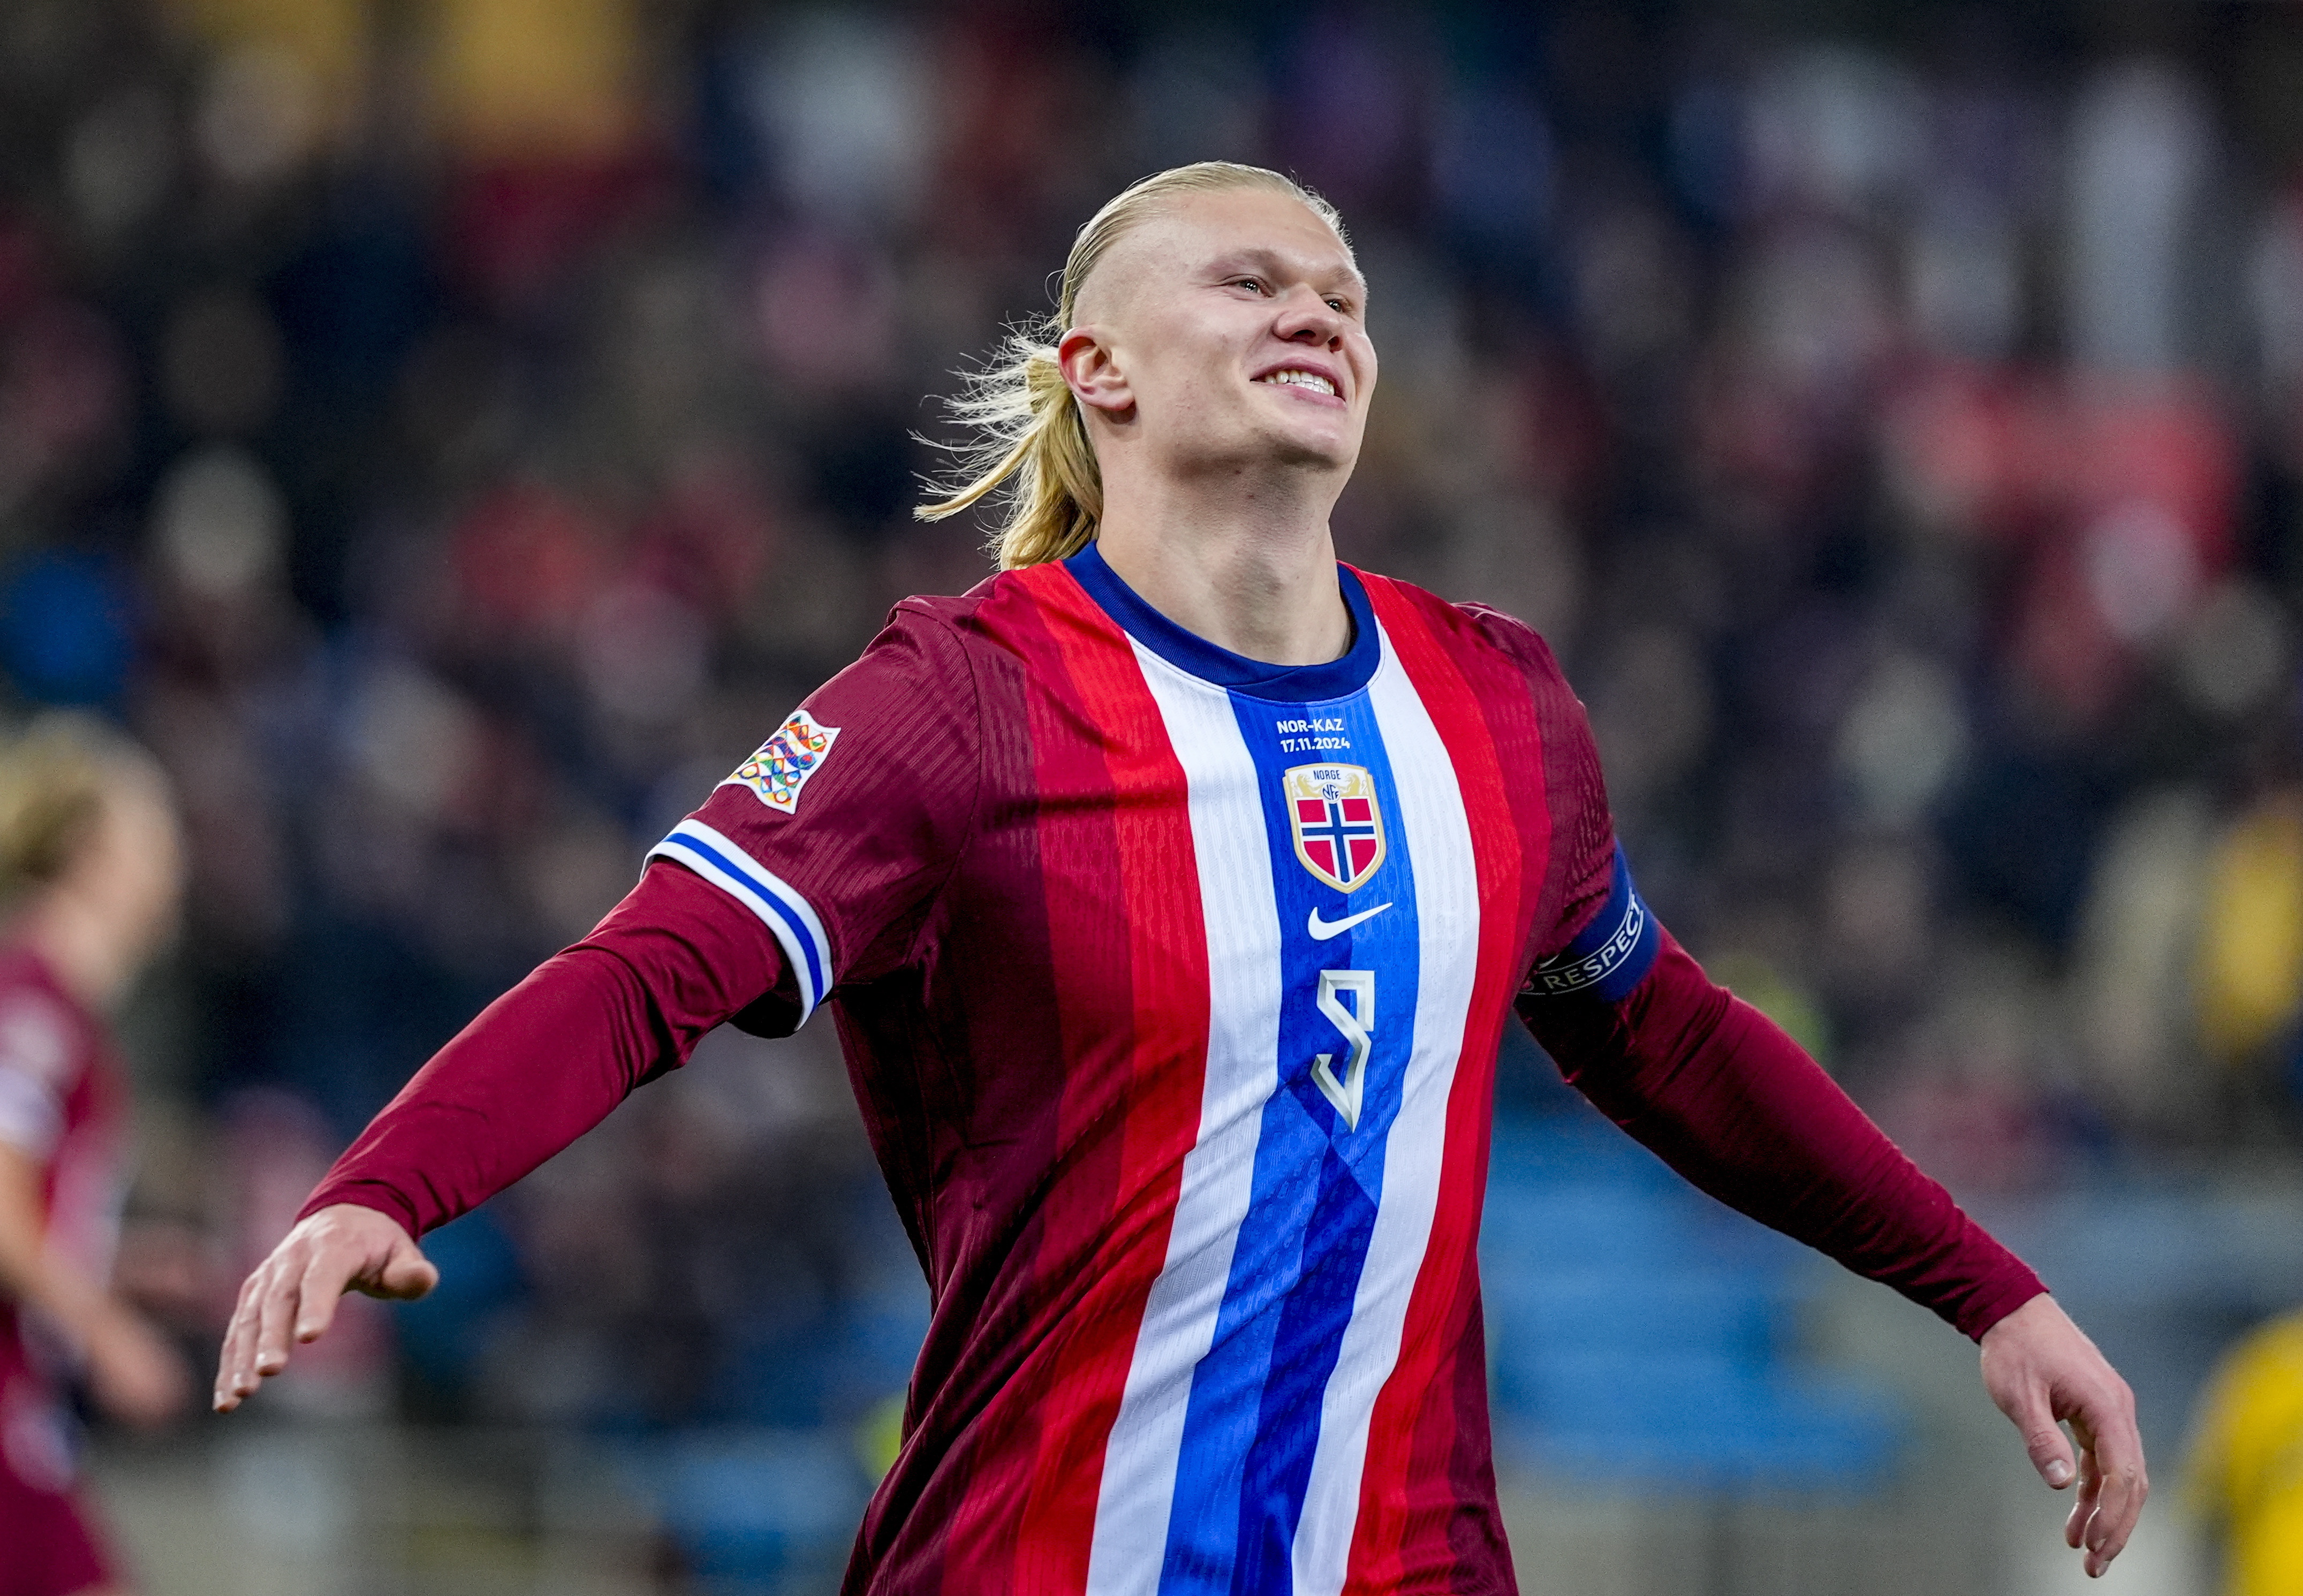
[645,551,1613,1594]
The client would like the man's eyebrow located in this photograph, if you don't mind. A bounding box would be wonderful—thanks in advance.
[1204,246,1368,298]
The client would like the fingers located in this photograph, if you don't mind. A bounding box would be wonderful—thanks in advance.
[292,1245,348,1343]
[373,1242,440,1302]
[2072,1400,2149,1577]
[1978,1295,2150,1577]
[2063,1438,2099,1549]
[214,1207,435,1412]
[214,1233,331,1410]
[212,1270,267,1411]
[251,1252,306,1380]
[2005,1384,2078,1491]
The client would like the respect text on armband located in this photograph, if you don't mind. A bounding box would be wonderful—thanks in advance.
[1532,899,1647,997]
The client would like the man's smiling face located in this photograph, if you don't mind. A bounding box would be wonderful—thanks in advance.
[1066,186,1377,483]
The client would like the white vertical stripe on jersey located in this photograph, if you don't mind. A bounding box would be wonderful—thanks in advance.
[1291,635,1482,1596]
[1084,643,1286,1596]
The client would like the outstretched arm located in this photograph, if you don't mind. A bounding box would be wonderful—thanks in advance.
[1521,925,2143,1574]
[216,604,975,1411]
[212,860,787,1411]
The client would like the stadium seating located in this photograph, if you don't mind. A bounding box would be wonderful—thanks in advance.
[1482,1112,1910,1494]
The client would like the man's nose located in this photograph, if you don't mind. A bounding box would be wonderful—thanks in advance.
[1275,289,1344,346]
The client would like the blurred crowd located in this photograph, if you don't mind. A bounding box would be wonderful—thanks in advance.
[4,0,2303,1449]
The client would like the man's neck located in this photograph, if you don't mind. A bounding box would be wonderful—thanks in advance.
[1090,471,1352,666]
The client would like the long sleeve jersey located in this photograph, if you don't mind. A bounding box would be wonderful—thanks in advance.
[305,547,2044,1596]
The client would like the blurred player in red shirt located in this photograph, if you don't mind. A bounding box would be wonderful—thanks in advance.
[217,164,2145,1592]
[0,717,190,1596]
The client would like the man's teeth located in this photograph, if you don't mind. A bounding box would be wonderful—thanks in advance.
[1259,370,1338,397]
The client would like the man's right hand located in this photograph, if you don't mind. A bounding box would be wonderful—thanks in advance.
[212,1203,438,1412]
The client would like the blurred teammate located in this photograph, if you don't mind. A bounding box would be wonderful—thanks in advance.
[0,716,190,1596]
[217,164,2145,1591]
[2184,1308,2303,1596]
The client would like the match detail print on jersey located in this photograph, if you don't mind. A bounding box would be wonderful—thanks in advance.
[1056,545,1494,1596]
[722,708,840,814]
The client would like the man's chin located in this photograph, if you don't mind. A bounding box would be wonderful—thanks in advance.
[1167,423,1360,481]
[1254,417,1360,473]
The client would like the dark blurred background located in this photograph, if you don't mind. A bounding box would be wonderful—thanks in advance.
[7,1,2303,1591]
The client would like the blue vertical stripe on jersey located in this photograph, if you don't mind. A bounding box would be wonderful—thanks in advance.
[1156,686,1423,1596]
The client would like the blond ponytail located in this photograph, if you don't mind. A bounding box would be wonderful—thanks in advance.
[917,329,1104,569]
[918,162,1350,569]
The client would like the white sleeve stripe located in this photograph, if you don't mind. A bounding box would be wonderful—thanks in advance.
[0,1070,62,1159]
[647,819,833,1024]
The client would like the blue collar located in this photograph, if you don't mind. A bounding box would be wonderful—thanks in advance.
[1063,542,1380,702]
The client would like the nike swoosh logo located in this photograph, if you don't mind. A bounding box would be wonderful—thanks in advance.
[1307,902,1393,941]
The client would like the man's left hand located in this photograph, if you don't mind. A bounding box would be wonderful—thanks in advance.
[1979,1294,2146,1578]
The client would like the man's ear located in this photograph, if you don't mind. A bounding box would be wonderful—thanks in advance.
[1059,327,1133,419]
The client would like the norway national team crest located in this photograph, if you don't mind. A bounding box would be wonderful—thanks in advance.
[724,708,839,814]
[1285,763,1388,892]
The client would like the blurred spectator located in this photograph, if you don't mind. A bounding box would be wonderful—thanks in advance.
[2195,791,2303,1101]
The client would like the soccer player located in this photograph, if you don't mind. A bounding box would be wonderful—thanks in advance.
[1,716,191,1596]
[215,163,2145,1590]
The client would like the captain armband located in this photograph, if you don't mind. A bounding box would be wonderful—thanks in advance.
[1525,843,1661,1004]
